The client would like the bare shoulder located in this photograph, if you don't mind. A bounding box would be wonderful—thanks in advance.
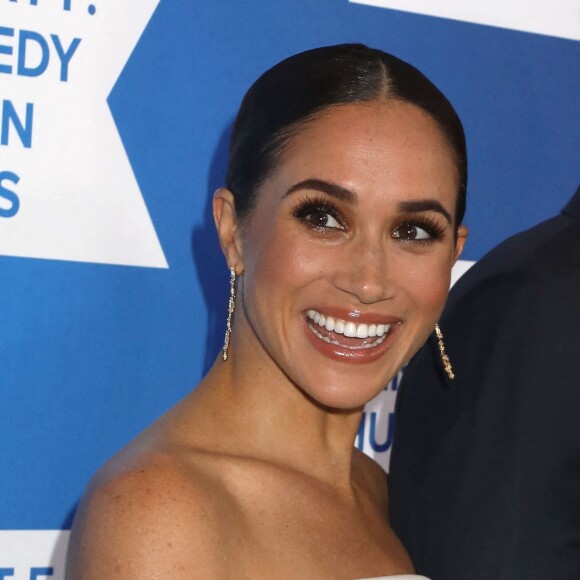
[352,448,389,513]
[66,449,235,579]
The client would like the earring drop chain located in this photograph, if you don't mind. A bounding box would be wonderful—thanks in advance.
[435,323,455,380]
[222,266,236,361]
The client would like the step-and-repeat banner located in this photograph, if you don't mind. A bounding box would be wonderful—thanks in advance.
[1,0,578,576]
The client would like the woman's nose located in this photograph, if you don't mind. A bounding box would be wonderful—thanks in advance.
[331,237,394,304]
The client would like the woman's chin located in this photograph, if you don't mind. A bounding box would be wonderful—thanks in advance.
[295,372,392,413]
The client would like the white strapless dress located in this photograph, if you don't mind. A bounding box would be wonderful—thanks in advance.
[357,576,430,579]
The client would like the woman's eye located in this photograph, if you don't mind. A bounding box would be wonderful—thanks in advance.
[393,223,431,241]
[293,199,346,231]
[306,210,344,230]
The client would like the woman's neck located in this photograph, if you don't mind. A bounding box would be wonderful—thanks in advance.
[182,352,366,491]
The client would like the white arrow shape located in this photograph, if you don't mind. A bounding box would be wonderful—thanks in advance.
[0,0,167,268]
[350,0,580,41]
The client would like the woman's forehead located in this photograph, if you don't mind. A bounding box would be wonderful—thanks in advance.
[263,101,459,204]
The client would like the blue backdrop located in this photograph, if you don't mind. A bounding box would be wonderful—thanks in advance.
[1,0,578,538]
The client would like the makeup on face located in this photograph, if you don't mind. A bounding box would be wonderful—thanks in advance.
[235,101,462,408]
[290,184,451,246]
[304,307,403,364]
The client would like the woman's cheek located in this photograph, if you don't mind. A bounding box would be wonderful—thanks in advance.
[242,233,307,299]
[404,272,452,334]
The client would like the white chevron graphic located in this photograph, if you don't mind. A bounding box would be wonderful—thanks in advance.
[0,0,167,268]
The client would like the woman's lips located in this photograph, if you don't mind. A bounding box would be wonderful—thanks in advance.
[304,308,401,363]
[306,309,391,340]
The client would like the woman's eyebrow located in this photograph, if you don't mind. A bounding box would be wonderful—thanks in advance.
[398,200,452,225]
[284,178,357,203]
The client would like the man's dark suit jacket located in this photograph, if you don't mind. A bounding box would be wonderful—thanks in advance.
[389,187,580,580]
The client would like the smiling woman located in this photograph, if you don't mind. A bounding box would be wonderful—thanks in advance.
[65,44,467,579]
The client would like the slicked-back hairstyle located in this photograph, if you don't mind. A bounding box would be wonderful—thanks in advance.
[226,43,467,226]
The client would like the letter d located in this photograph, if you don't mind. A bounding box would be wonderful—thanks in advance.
[18,30,49,77]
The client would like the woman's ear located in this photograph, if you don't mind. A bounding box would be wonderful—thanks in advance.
[213,188,244,272]
[453,225,468,265]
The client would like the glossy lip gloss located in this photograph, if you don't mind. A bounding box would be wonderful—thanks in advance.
[303,307,402,364]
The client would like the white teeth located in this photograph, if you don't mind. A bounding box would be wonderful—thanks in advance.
[308,322,388,349]
[344,322,357,337]
[356,324,369,339]
[306,309,393,345]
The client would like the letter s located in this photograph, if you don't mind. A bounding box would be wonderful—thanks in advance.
[0,170,20,218]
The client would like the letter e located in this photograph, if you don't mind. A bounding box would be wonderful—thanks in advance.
[30,568,54,580]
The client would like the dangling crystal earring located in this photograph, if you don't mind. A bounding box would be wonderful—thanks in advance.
[435,323,454,380]
[222,266,236,361]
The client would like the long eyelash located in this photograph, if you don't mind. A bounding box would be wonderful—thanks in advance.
[399,215,447,242]
[292,195,345,229]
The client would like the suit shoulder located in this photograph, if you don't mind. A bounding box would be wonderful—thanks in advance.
[453,213,580,299]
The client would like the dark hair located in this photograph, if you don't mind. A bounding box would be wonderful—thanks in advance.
[226,43,467,226]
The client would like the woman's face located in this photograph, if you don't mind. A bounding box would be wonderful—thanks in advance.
[226,100,466,410]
